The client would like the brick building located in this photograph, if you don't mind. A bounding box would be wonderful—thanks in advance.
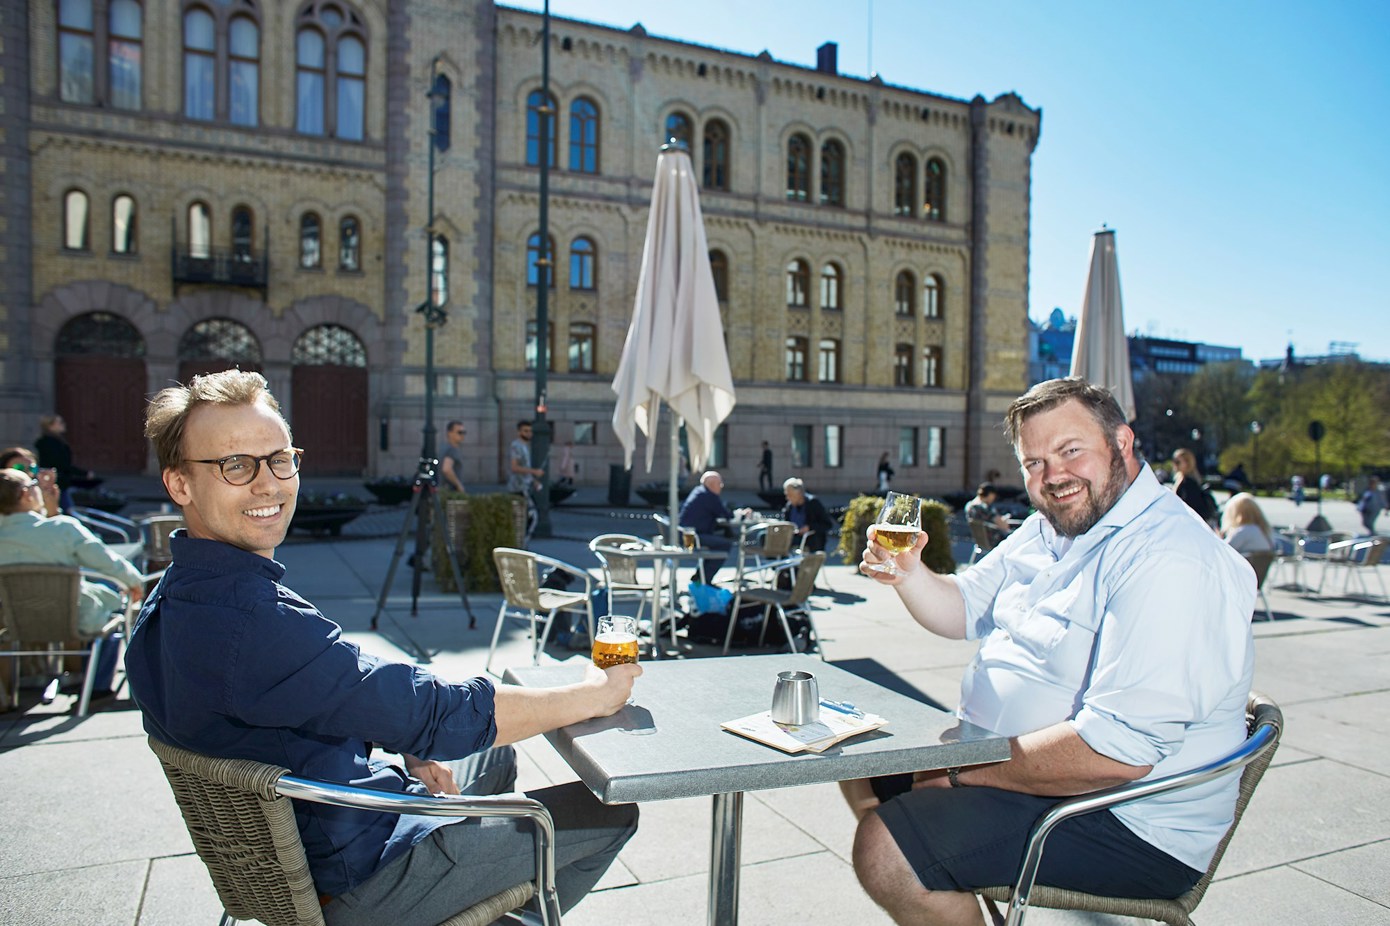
[2,1,1039,493]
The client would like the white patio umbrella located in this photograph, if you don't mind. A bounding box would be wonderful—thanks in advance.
[612,142,736,536]
[1070,227,1136,422]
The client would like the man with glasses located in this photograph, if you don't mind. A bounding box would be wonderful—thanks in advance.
[438,420,467,494]
[125,370,639,925]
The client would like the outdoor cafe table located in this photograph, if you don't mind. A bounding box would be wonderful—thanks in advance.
[594,543,726,658]
[504,654,1010,926]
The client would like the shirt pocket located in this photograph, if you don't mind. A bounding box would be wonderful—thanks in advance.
[1005,584,1081,656]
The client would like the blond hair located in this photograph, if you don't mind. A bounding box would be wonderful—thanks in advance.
[1221,492,1271,541]
[144,370,286,470]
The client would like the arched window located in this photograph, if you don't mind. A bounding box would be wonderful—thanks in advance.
[299,212,321,268]
[709,250,729,302]
[895,271,916,316]
[56,311,145,358]
[569,236,596,290]
[292,323,366,366]
[924,158,947,221]
[295,29,325,134]
[526,89,556,167]
[922,345,943,388]
[295,1,367,140]
[785,336,809,382]
[923,274,942,319]
[818,338,841,384]
[568,322,596,373]
[112,194,137,254]
[430,235,448,305]
[108,0,143,110]
[179,317,263,366]
[786,133,810,201]
[229,14,260,126]
[894,152,917,217]
[431,74,451,150]
[183,8,215,119]
[820,139,845,207]
[179,1,260,123]
[188,201,211,259]
[785,259,810,307]
[820,263,843,310]
[894,344,914,386]
[58,0,95,104]
[569,97,599,173]
[526,232,555,287]
[335,35,364,140]
[231,205,253,261]
[664,111,692,147]
[339,215,360,270]
[703,119,729,190]
[526,320,555,371]
[64,189,90,251]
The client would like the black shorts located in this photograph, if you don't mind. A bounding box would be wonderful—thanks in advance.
[873,780,1203,899]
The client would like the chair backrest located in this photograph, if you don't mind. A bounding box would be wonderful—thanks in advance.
[493,548,545,611]
[143,515,185,560]
[968,519,998,553]
[785,552,826,606]
[589,534,648,585]
[1361,538,1389,567]
[756,522,796,558]
[147,737,327,926]
[1243,550,1275,589]
[0,565,83,644]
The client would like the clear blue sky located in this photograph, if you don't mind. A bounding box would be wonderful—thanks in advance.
[505,0,1390,364]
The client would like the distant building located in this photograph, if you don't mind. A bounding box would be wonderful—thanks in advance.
[1027,307,1075,384]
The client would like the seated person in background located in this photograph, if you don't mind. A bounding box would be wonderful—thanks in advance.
[679,470,742,583]
[781,477,834,552]
[2,447,61,516]
[964,482,1012,543]
[1221,492,1273,555]
[0,468,144,695]
[125,370,639,925]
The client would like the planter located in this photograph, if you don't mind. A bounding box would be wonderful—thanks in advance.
[290,504,367,536]
[549,483,576,507]
[364,481,414,506]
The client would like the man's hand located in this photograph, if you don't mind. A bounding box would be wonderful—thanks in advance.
[404,755,460,795]
[493,662,643,745]
[582,662,642,716]
[859,524,929,583]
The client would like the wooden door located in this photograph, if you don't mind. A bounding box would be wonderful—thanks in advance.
[54,356,148,473]
[291,365,368,476]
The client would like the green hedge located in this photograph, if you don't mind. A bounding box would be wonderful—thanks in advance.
[431,492,526,593]
[836,494,956,575]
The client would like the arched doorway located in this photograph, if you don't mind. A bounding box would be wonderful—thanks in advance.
[291,324,368,476]
[176,317,264,382]
[54,312,148,473]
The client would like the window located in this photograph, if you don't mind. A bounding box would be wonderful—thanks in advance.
[184,7,215,119]
[188,201,211,259]
[111,194,136,254]
[824,425,843,469]
[574,421,597,445]
[231,206,253,261]
[820,263,842,311]
[292,323,367,367]
[820,139,845,207]
[710,423,728,468]
[785,259,809,307]
[569,236,596,290]
[786,133,810,201]
[818,338,840,383]
[108,0,142,110]
[924,157,946,221]
[295,2,367,139]
[899,427,919,467]
[299,212,321,268]
[894,152,917,216]
[63,189,90,251]
[709,250,728,302]
[526,233,555,287]
[895,271,916,316]
[568,97,599,173]
[229,15,259,126]
[295,29,325,134]
[58,0,95,104]
[922,345,942,388]
[702,119,729,190]
[339,215,360,270]
[924,274,942,319]
[526,89,557,166]
[664,111,692,147]
[785,336,808,382]
[925,426,945,467]
[430,74,451,150]
[894,344,913,386]
[526,320,555,371]
[335,35,364,140]
[430,235,448,305]
[568,322,595,373]
[791,425,813,468]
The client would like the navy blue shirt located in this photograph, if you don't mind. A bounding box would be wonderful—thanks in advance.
[125,535,498,897]
[679,484,731,536]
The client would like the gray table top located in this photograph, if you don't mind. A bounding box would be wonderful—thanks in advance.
[503,654,1009,804]
[594,544,727,561]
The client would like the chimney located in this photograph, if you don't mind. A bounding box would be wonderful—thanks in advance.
[816,41,838,75]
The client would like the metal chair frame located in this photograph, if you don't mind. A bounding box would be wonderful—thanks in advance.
[1317,537,1388,601]
[723,551,826,656]
[487,548,595,676]
[588,533,657,624]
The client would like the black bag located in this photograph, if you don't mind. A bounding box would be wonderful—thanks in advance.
[680,602,811,649]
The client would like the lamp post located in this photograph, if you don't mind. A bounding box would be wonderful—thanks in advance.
[530,0,554,538]
[1249,420,1262,488]
[418,73,449,464]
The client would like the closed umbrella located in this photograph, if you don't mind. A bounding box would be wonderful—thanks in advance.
[1070,227,1135,422]
[612,142,736,535]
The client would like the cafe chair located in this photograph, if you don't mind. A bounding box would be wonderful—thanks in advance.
[71,506,146,566]
[1242,550,1276,621]
[139,513,185,573]
[588,533,657,623]
[488,548,595,676]
[724,551,826,657]
[1317,537,1388,601]
[976,692,1283,926]
[967,520,1001,566]
[147,736,560,926]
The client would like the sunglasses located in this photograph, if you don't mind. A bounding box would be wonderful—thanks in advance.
[8,462,38,477]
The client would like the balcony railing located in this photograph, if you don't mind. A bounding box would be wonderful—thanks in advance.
[171,247,269,297]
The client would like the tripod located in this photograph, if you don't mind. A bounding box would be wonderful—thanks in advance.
[370,455,476,661]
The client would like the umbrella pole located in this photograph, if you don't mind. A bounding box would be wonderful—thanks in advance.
[668,410,681,546]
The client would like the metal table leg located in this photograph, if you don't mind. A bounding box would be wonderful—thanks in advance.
[709,791,744,926]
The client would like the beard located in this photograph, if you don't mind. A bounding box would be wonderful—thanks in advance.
[1032,446,1130,537]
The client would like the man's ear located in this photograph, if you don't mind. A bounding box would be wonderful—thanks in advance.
[163,466,193,508]
[1115,424,1136,458]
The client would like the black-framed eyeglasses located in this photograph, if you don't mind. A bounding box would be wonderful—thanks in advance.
[189,448,304,486]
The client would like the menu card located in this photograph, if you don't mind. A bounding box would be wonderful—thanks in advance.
[721,702,887,754]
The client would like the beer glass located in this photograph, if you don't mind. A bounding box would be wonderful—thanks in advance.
[592,615,640,706]
[869,492,922,575]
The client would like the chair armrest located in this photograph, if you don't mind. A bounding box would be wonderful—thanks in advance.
[531,553,595,595]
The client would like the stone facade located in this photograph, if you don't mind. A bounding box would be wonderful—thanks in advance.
[4,0,1038,493]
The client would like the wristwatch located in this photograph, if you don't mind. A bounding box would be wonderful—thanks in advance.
[947,766,963,788]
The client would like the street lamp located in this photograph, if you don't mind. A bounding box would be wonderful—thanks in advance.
[1249,420,1262,488]
[530,0,554,539]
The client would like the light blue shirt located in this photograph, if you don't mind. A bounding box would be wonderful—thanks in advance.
[952,465,1255,871]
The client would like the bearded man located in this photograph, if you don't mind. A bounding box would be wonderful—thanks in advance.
[845,377,1256,926]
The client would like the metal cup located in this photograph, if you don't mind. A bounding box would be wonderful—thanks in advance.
[770,670,819,726]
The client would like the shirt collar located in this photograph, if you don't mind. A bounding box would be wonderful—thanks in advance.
[170,532,287,582]
[1037,463,1164,556]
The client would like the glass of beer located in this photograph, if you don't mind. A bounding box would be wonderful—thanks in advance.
[592,615,640,705]
[869,492,922,575]
[680,527,699,551]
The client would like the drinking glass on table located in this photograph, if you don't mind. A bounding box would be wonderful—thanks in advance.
[869,492,923,576]
[592,615,640,704]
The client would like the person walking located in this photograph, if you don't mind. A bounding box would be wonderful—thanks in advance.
[1171,448,1218,529]
[758,441,774,492]
[34,414,91,512]
[876,452,895,493]
[437,421,467,494]
[1356,475,1385,535]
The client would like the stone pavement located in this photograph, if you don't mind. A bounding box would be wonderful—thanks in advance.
[2,488,1388,925]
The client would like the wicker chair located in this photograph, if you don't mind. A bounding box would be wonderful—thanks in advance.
[139,513,185,572]
[0,564,125,716]
[1243,550,1276,620]
[487,548,595,676]
[147,737,559,926]
[977,693,1283,926]
[724,551,826,656]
